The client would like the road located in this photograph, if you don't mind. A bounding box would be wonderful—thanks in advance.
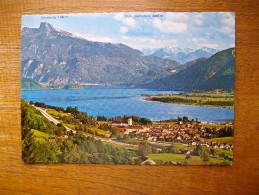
[148,141,172,147]
[34,106,136,148]
[35,106,172,148]
[34,106,77,134]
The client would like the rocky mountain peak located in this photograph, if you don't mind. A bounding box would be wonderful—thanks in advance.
[38,22,56,33]
[21,23,181,85]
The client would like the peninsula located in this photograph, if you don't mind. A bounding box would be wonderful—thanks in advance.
[144,91,234,108]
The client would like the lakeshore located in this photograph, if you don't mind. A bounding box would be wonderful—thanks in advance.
[22,86,234,122]
[144,91,234,109]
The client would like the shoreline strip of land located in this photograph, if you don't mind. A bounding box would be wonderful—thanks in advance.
[142,91,234,109]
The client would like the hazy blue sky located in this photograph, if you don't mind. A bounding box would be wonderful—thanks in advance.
[22,12,235,50]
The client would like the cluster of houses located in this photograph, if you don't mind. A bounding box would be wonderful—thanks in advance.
[109,118,233,151]
[208,141,234,151]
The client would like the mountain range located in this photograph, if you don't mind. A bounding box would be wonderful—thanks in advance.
[21,22,234,91]
[140,48,235,91]
[22,22,180,86]
[145,46,219,64]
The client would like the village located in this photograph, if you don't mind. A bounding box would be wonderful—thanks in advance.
[107,117,234,152]
[27,102,233,165]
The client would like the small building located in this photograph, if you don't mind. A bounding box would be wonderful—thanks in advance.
[48,137,56,143]
[141,159,156,165]
[58,135,68,141]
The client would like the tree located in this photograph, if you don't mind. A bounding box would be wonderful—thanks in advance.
[110,128,122,139]
[167,144,175,153]
[137,141,152,156]
[193,144,203,156]
[139,117,152,125]
[123,134,130,141]
[201,150,210,162]
[22,127,36,163]
[210,148,215,157]
[97,115,107,121]
[183,116,188,123]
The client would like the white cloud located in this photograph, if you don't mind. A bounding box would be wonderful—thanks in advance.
[153,18,187,34]
[218,26,234,34]
[218,12,235,34]
[113,13,136,29]
[189,37,206,43]
[121,36,177,49]
[74,32,114,43]
[113,13,124,21]
[194,18,203,26]
[165,12,189,22]
[119,26,128,34]
[194,13,204,26]
[187,37,219,49]
[221,12,235,28]
[203,32,211,39]
[122,17,136,27]
[229,43,235,47]
[196,43,219,48]
[73,33,178,50]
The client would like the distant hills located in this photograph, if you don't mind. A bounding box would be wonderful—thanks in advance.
[140,48,235,91]
[145,46,219,64]
[22,22,180,86]
[21,78,43,90]
[21,78,83,90]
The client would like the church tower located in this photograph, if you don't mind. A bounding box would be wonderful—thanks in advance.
[128,117,133,126]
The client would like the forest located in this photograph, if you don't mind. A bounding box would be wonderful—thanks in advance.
[22,100,135,164]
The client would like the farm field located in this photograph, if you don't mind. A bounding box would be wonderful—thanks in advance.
[32,129,54,139]
[147,153,226,165]
[206,137,233,144]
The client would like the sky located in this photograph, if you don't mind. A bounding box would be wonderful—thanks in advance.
[22,12,235,51]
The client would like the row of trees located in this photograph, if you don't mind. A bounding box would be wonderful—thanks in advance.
[150,97,198,104]
[97,115,152,125]
[202,126,234,138]
[150,95,233,108]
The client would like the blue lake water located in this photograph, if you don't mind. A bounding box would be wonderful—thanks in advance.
[21,86,234,122]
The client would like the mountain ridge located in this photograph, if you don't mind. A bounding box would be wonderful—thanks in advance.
[22,22,181,85]
[140,48,235,91]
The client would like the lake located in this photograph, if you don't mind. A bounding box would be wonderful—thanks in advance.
[21,86,234,122]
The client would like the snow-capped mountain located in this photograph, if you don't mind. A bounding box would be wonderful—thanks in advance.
[200,47,219,54]
[140,48,158,56]
[150,47,219,64]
